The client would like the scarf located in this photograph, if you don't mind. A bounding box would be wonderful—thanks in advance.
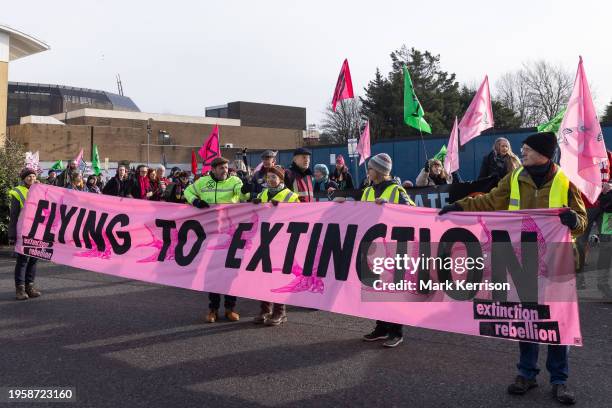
[138,176,150,199]
[267,183,286,198]
[524,161,553,189]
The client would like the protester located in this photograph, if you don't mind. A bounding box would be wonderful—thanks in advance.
[165,171,191,203]
[169,166,182,183]
[478,137,521,181]
[251,150,276,196]
[127,165,152,200]
[184,156,250,323]
[252,165,299,326]
[95,174,105,190]
[56,160,79,187]
[85,175,102,193]
[313,164,337,201]
[336,153,414,348]
[416,158,452,186]
[102,166,129,197]
[439,132,586,405]
[146,168,166,201]
[67,172,85,191]
[46,169,58,185]
[9,168,42,301]
[284,147,313,202]
[156,165,170,185]
[330,155,354,190]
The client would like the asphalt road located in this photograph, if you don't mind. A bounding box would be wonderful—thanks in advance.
[0,257,611,408]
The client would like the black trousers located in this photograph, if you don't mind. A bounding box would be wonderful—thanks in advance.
[208,293,237,310]
[14,254,38,286]
[375,320,403,337]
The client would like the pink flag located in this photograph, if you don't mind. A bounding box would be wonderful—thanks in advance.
[198,125,220,175]
[444,117,460,174]
[458,75,494,145]
[357,121,371,165]
[559,57,607,204]
[331,59,354,112]
[73,148,83,164]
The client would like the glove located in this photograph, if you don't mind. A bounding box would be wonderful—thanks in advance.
[424,160,430,173]
[192,199,209,209]
[252,198,262,204]
[559,209,578,229]
[240,183,252,194]
[439,203,463,215]
[271,200,280,206]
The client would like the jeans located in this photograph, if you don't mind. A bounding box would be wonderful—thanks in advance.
[14,254,38,286]
[517,342,569,384]
[208,293,237,310]
[375,321,403,337]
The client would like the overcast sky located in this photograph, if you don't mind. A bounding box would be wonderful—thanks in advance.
[6,0,612,126]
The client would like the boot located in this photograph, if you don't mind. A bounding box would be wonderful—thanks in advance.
[264,304,287,326]
[225,309,240,322]
[16,285,29,301]
[552,384,576,405]
[253,302,272,324]
[205,309,218,323]
[25,283,41,298]
[507,375,538,395]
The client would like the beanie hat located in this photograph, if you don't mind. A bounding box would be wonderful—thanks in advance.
[336,155,346,166]
[20,168,36,180]
[266,165,285,180]
[293,147,312,156]
[314,164,329,177]
[368,153,393,176]
[522,132,557,160]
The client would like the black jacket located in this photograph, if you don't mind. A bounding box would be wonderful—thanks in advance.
[478,151,510,181]
[330,168,354,190]
[102,176,128,197]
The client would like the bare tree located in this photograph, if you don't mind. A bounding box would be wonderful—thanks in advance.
[495,60,573,127]
[319,99,363,144]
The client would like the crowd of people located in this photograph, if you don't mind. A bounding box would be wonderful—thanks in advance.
[9,131,612,405]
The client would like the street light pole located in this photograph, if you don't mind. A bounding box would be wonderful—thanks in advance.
[146,118,152,166]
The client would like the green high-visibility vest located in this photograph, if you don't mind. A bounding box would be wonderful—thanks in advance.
[258,188,299,203]
[508,167,569,210]
[8,185,28,208]
[360,183,415,205]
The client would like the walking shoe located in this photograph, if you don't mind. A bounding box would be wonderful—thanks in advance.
[253,313,271,324]
[15,285,29,301]
[205,309,218,323]
[362,330,388,342]
[225,309,240,322]
[507,376,538,395]
[552,384,576,405]
[25,283,41,298]
[264,313,287,326]
[382,335,403,348]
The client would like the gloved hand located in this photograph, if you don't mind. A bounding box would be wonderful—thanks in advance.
[271,200,280,206]
[252,198,262,204]
[240,182,252,194]
[192,199,209,209]
[424,160,430,173]
[559,209,578,229]
[439,203,463,215]
[375,198,388,205]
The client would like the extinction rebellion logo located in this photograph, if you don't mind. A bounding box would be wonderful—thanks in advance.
[21,236,54,261]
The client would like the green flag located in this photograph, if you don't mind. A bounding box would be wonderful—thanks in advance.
[92,145,101,175]
[50,160,64,171]
[433,145,447,162]
[537,108,566,133]
[403,66,432,133]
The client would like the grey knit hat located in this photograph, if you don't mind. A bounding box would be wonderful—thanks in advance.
[314,164,329,177]
[368,153,392,176]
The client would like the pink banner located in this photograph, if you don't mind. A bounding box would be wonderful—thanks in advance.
[16,184,582,346]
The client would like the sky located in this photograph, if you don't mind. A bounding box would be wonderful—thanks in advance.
[5,0,612,126]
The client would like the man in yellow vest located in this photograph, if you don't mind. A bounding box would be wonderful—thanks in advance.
[184,156,250,323]
[341,153,415,348]
[252,165,299,326]
[440,132,586,405]
[8,168,42,301]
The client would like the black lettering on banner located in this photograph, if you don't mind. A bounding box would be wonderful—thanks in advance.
[58,205,77,244]
[225,223,254,269]
[27,200,49,239]
[155,219,177,262]
[246,222,284,272]
[82,211,109,251]
[302,223,323,277]
[417,228,431,294]
[479,321,560,344]
[473,300,551,320]
[42,202,57,243]
[437,228,483,301]
[316,224,358,281]
[105,214,131,255]
[175,220,206,267]
[391,227,415,284]
[491,230,538,302]
[356,223,387,286]
[72,208,87,248]
[283,222,309,274]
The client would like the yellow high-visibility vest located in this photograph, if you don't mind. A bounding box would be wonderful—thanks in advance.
[360,183,415,205]
[8,185,28,208]
[508,167,569,210]
[258,188,299,203]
